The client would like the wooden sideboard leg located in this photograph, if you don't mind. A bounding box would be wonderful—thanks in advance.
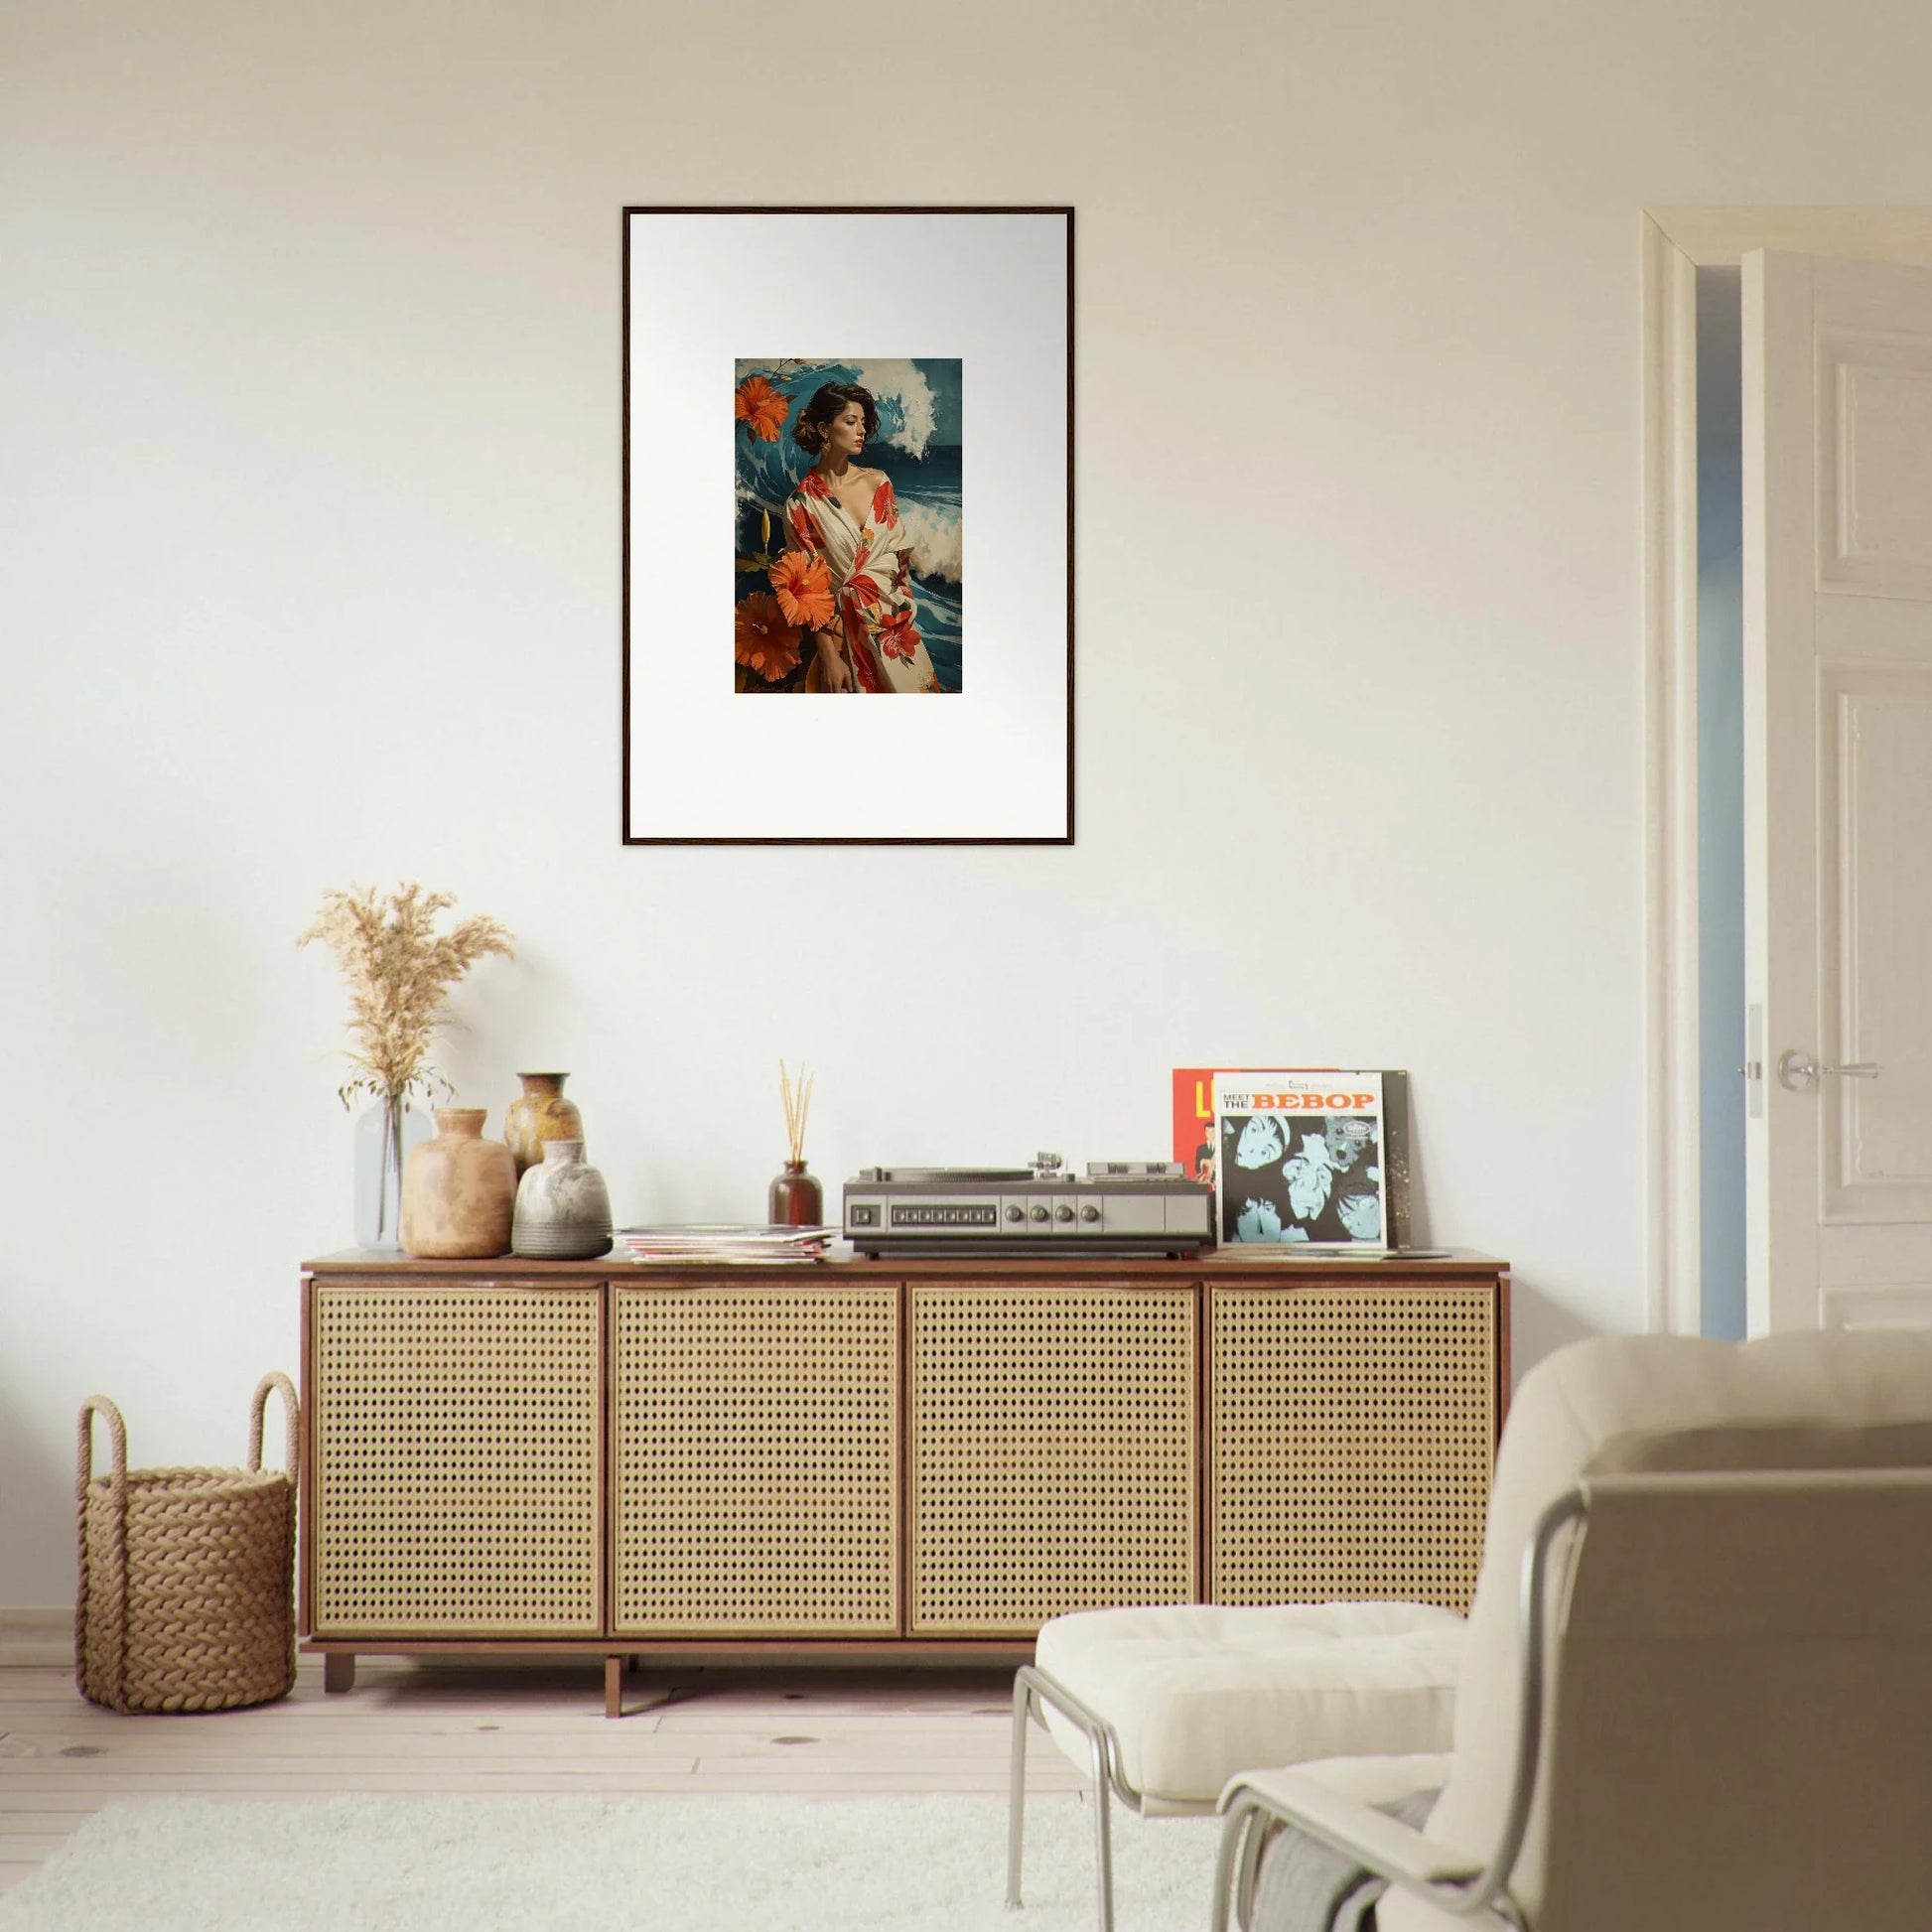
[323,1653,356,1695]
[605,1654,622,1719]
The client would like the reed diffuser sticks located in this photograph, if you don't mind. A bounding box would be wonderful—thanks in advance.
[779,1059,813,1165]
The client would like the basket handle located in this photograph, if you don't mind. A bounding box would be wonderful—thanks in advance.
[74,1395,130,1709]
[76,1395,128,1504]
[248,1371,300,1477]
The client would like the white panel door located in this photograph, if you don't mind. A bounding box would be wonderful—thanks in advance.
[1744,249,1932,1331]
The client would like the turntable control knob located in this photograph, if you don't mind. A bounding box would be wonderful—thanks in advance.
[1005,1204,1025,1223]
[1080,1204,1101,1223]
[1054,1205,1075,1223]
[1029,1205,1050,1224]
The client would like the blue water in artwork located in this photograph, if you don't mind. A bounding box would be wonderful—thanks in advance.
[734,359,962,692]
[897,443,961,689]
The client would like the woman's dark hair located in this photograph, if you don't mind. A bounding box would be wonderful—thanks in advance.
[793,383,880,456]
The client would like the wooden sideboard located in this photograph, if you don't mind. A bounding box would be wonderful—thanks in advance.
[300,1250,1509,1715]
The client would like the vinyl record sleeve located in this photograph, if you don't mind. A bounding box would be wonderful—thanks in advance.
[1173,1067,1411,1248]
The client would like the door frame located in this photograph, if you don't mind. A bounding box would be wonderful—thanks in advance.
[1640,208,1932,1335]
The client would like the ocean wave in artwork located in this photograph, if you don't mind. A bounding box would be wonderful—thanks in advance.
[854,360,940,458]
[899,501,961,584]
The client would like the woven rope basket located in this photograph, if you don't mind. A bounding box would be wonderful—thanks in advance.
[75,1372,299,1715]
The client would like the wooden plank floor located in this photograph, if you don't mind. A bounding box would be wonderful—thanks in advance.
[0,1659,1085,1893]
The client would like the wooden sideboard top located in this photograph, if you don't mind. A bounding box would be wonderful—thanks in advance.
[305,1246,1507,1282]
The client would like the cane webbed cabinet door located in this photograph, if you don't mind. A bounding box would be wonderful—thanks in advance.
[907,1280,1197,1635]
[611,1281,900,1636]
[310,1280,603,1636]
[1208,1282,1495,1612]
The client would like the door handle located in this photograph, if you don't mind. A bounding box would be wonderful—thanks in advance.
[1777,1050,1881,1091]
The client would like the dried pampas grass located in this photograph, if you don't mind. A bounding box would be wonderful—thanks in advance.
[299,883,514,1108]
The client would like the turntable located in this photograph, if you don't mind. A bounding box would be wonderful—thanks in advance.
[843,1155,1212,1258]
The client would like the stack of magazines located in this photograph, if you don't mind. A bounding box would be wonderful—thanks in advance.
[614,1224,838,1265]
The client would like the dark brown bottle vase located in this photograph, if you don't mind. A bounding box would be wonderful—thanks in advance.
[767,1161,824,1226]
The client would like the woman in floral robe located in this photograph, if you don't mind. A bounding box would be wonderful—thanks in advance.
[779,384,942,695]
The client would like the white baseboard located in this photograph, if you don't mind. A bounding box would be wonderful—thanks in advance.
[0,1606,72,1669]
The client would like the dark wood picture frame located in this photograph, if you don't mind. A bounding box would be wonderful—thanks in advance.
[621,206,1074,846]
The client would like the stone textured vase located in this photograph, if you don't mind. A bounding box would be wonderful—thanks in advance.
[401,1109,515,1259]
[503,1072,586,1177]
[511,1141,614,1260]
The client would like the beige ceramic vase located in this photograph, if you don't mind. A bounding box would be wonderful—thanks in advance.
[503,1072,586,1177]
[400,1109,515,1258]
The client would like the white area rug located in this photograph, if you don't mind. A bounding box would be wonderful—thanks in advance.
[0,1793,1223,1931]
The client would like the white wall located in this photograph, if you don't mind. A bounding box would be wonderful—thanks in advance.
[6,0,1928,1603]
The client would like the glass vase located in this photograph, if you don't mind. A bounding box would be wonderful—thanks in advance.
[352,1095,432,1251]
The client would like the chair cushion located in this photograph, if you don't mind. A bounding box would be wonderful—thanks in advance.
[1033,1601,1464,1812]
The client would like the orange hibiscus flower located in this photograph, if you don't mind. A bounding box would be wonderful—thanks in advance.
[734,591,801,682]
[733,375,789,444]
[768,551,835,629]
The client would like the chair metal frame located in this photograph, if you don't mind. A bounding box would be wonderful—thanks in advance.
[1209,1486,1584,1931]
[1007,1660,1178,1932]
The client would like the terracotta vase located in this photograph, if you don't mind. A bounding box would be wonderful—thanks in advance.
[400,1109,515,1259]
[503,1072,586,1177]
[512,1141,615,1260]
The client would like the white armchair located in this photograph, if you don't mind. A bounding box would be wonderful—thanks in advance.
[1212,1328,1932,1932]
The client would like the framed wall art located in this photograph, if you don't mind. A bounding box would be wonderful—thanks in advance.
[621,207,1073,845]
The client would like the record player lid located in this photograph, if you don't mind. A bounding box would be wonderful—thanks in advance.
[857,1166,1033,1182]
